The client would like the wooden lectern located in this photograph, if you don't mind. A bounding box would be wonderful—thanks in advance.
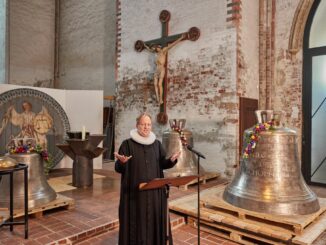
[139,175,197,244]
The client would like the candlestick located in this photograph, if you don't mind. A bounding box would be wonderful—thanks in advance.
[82,126,86,140]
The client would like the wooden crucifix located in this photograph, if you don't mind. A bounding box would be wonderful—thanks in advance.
[135,10,200,125]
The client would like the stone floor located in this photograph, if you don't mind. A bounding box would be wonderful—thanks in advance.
[0,161,326,245]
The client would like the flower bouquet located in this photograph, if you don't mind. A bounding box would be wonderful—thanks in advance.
[170,119,187,145]
[7,140,54,175]
[243,121,274,159]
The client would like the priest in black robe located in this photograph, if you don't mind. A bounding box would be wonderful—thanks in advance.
[115,113,180,245]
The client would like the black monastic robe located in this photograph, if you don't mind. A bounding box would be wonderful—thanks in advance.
[115,138,176,245]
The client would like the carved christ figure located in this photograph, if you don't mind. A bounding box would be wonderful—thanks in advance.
[144,34,186,104]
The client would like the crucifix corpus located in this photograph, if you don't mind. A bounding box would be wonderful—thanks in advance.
[135,10,200,125]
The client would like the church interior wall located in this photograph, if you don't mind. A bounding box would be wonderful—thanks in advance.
[6,0,117,96]
[58,0,116,95]
[8,0,55,87]
[238,0,260,100]
[273,0,303,131]
[256,0,306,155]
[116,0,239,175]
[271,0,304,152]
[62,89,104,168]
[1,0,314,176]
[0,0,6,84]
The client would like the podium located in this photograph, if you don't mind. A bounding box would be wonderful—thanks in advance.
[139,175,197,244]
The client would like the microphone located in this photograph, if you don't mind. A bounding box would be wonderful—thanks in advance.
[186,145,206,159]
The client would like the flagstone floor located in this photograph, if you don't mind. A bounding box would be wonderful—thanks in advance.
[0,161,326,245]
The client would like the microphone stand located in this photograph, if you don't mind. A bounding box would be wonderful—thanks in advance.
[187,145,205,245]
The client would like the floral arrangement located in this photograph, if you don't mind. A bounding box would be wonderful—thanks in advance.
[171,125,187,145]
[8,143,54,175]
[243,121,274,159]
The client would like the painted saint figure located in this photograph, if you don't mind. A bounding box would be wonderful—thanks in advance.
[0,101,53,149]
[144,34,186,105]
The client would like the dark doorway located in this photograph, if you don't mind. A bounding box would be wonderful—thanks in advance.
[239,97,258,161]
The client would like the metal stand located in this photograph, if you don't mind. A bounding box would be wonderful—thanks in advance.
[0,164,29,239]
[72,155,93,187]
[56,134,106,188]
[187,145,206,245]
[166,185,170,244]
[197,154,201,245]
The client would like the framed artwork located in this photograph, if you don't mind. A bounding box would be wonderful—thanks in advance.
[0,88,70,167]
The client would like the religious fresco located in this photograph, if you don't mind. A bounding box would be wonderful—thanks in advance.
[0,88,70,167]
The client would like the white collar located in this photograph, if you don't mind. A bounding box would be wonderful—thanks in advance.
[130,129,156,145]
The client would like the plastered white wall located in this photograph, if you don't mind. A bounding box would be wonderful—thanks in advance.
[0,84,103,169]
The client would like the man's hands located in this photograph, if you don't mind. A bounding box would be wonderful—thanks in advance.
[114,152,132,164]
[115,151,180,164]
[170,151,181,162]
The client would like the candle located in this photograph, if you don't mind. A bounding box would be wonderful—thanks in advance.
[82,126,86,140]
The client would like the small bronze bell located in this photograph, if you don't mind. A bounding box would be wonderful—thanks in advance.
[0,153,57,209]
[163,119,205,177]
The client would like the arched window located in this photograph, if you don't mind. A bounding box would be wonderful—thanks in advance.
[303,0,326,185]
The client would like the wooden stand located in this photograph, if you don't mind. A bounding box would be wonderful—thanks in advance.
[179,171,220,190]
[140,175,197,244]
[139,175,197,190]
[169,185,326,245]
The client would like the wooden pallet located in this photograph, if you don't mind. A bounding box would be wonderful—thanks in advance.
[179,171,220,190]
[200,186,326,235]
[13,193,75,218]
[169,185,326,245]
[189,217,288,245]
[191,214,326,245]
[200,206,293,241]
[292,212,326,245]
[0,208,9,225]
[170,190,293,243]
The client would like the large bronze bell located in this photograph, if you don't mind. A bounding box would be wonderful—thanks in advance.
[0,153,57,209]
[223,110,320,215]
[163,119,205,177]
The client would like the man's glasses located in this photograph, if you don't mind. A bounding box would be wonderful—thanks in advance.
[138,124,152,127]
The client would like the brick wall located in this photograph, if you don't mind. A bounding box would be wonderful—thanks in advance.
[238,1,259,100]
[273,0,302,130]
[116,0,313,175]
[116,0,238,175]
[4,0,312,175]
[257,0,320,157]
[260,0,304,148]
